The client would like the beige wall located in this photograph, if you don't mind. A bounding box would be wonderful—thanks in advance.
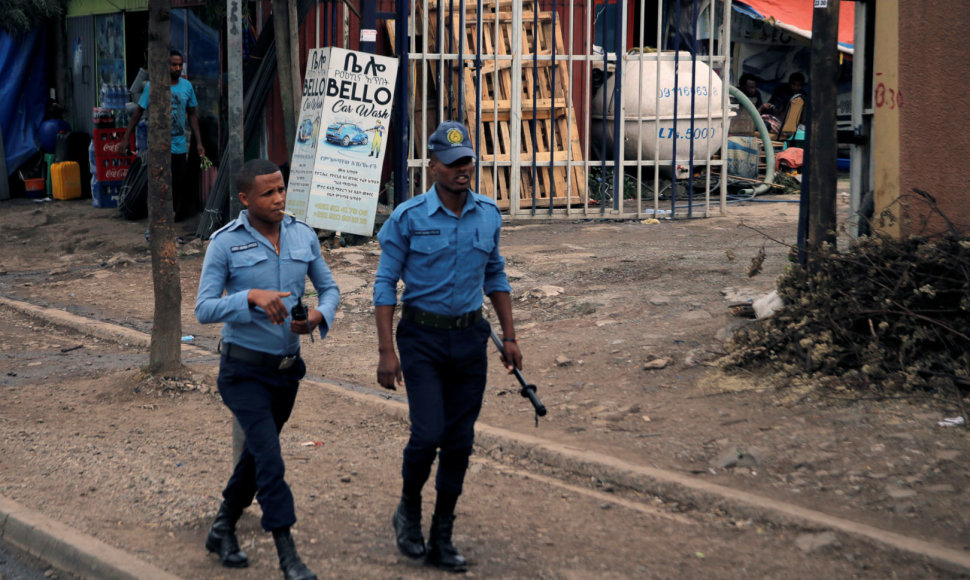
[893,2,970,236]
[871,0,900,238]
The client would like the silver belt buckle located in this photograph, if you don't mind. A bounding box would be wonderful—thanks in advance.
[278,355,297,370]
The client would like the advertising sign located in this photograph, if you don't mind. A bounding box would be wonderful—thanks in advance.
[286,48,332,217]
[287,47,398,236]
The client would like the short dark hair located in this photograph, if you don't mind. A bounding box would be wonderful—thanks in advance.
[739,73,758,86]
[789,72,806,84]
[236,159,281,194]
[170,49,183,60]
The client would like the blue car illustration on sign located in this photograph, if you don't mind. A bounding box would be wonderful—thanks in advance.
[297,118,316,144]
[325,122,369,147]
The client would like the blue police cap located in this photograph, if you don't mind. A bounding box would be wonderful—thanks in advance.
[427,121,476,165]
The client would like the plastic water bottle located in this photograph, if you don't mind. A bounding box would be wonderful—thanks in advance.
[88,141,97,176]
[135,119,148,152]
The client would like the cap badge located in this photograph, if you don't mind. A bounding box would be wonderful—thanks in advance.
[446,128,464,145]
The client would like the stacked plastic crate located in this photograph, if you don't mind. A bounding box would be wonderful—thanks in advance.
[90,84,135,208]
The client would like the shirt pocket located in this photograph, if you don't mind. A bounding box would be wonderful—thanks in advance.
[471,230,495,255]
[283,245,313,287]
[410,235,450,255]
[229,250,269,288]
[408,234,450,275]
[467,229,495,273]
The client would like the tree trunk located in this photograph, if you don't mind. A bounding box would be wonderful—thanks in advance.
[147,0,183,374]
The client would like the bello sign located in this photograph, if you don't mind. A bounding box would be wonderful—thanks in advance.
[285,47,398,236]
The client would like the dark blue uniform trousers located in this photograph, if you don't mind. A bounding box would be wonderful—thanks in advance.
[217,353,306,531]
[396,318,490,497]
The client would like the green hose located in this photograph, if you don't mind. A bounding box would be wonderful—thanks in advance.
[727,85,775,196]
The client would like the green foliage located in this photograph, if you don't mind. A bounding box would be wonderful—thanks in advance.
[0,0,66,35]
[587,166,641,202]
[720,235,970,396]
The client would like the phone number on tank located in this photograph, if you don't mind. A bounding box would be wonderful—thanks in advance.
[656,86,719,99]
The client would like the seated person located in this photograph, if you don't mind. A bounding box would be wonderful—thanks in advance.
[760,72,806,116]
[738,73,764,109]
[759,72,807,135]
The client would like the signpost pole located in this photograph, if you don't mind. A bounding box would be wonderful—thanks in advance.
[808,0,840,257]
[227,0,246,463]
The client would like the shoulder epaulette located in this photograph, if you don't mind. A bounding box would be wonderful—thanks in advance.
[288,216,317,232]
[209,216,244,240]
[474,193,500,208]
[392,194,429,217]
[472,193,501,215]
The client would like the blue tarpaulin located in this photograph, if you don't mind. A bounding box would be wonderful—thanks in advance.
[0,27,47,177]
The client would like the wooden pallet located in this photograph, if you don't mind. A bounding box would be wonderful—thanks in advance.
[420,0,587,209]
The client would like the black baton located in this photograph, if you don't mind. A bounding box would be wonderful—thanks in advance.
[488,326,547,420]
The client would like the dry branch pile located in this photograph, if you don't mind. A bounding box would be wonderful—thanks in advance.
[720,236,970,396]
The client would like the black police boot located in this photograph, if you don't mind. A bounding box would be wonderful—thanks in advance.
[272,528,317,580]
[426,514,468,572]
[392,497,426,559]
[204,502,248,568]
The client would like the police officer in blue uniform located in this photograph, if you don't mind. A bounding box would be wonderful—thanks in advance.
[374,121,522,572]
[196,159,339,580]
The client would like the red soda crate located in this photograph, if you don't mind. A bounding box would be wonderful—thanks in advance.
[93,128,135,182]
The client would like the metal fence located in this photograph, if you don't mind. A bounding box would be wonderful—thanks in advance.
[396,0,733,219]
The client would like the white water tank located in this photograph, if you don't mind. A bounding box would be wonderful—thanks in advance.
[590,51,732,163]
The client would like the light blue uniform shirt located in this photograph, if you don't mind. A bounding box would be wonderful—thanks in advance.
[373,186,510,316]
[138,77,198,154]
[196,211,340,355]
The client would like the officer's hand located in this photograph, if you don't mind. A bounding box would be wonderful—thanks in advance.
[500,341,523,373]
[248,289,292,325]
[377,349,403,390]
[291,308,322,334]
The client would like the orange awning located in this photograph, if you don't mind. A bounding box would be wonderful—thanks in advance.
[734,0,855,53]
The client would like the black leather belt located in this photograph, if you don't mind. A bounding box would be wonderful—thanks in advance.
[401,305,482,330]
[222,342,300,371]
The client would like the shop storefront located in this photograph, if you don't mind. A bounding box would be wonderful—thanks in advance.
[66,0,220,142]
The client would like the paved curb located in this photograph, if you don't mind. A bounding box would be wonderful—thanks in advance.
[0,496,181,580]
[2,296,969,576]
[0,297,152,349]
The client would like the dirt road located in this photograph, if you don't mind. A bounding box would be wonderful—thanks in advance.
[0,195,966,579]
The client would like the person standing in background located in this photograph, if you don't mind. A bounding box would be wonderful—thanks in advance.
[118,49,205,222]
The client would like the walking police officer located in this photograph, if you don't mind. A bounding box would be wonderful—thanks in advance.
[374,121,522,571]
[196,159,339,580]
